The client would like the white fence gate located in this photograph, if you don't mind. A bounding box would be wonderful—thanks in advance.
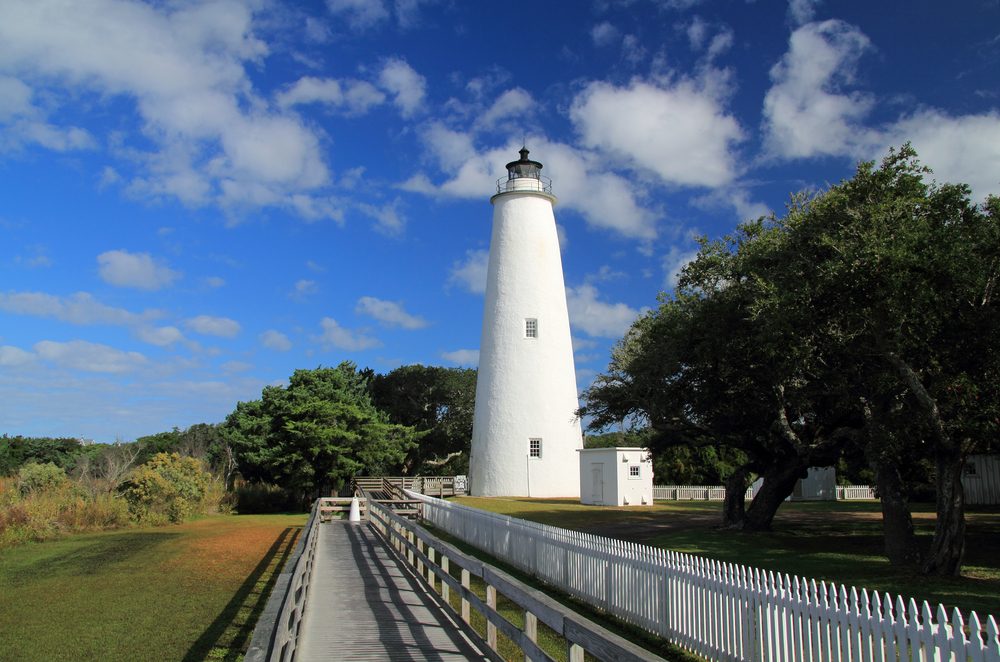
[409,491,999,661]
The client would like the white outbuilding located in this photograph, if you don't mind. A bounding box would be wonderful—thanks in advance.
[578,447,654,506]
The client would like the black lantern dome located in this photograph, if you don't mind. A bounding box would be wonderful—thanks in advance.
[505,147,543,181]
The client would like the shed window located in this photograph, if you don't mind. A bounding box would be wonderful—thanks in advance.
[629,465,641,479]
[525,318,538,338]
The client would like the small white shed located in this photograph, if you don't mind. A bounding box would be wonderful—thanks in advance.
[578,447,653,506]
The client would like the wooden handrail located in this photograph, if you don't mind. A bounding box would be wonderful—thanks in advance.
[368,501,664,662]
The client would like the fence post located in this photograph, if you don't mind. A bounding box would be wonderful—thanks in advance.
[461,569,471,624]
[442,556,450,605]
[525,611,537,645]
[427,547,436,589]
[568,642,585,662]
[487,584,497,650]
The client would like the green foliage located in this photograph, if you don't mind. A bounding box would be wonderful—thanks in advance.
[17,462,68,496]
[0,436,86,476]
[369,365,477,475]
[229,482,304,514]
[118,453,213,523]
[223,363,418,497]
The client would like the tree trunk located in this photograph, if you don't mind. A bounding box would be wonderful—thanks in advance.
[740,460,805,531]
[721,465,751,528]
[875,461,920,566]
[923,448,966,576]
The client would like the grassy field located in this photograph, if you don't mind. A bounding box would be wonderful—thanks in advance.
[0,513,306,662]
[451,497,1000,619]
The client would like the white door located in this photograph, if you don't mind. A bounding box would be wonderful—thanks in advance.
[591,464,604,503]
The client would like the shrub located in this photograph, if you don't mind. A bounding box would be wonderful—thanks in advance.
[118,453,212,524]
[231,481,304,514]
[17,462,68,495]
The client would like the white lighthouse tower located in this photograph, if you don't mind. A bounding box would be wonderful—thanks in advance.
[469,147,583,497]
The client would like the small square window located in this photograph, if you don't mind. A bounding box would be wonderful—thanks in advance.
[629,465,640,478]
[525,318,538,339]
[529,438,542,458]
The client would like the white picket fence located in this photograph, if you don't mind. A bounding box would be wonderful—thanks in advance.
[409,491,999,661]
[653,485,877,501]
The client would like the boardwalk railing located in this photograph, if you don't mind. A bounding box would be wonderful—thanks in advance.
[368,499,664,661]
[409,491,1000,661]
[245,500,322,662]
[653,484,877,501]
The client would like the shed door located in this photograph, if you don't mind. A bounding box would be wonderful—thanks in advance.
[591,464,604,503]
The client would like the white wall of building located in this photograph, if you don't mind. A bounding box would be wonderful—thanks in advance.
[469,186,582,497]
[579,448,653,506]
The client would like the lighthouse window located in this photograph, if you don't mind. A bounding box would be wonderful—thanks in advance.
[525,318,538,338]
[529,438,542,458]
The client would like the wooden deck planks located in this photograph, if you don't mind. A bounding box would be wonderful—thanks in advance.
[296,521,487,661]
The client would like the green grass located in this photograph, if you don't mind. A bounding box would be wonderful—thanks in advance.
[452,497,1000,619]
[0,513,306,661]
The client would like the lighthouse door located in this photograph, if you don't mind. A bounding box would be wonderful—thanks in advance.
[591,464,604,504]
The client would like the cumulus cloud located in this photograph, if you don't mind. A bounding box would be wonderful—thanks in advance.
[260,329,292,351]
[378,58,426,117]
[475,88,534,131]
[136,326,184,347]
[407,133,657,239]
[441,349,479,366]
[565,284,644,338]
[185,315,241,338]
[761,20,875,160]
[316,317,380,351]
[291,279,319,301]
[591,22,621,47]
[34,340,147,373]
[356,296,428,329]
[357,199,406,236]
[662,244,701,290]
[97,250,180,290]
[0,1,329,213]
[0,345,35,367]
[0,290,160,325]
[326,0,390,30]
[570,78,744,188]
[788,0,822,25]
[275,76,385,115]
[448,249,490,294]
[877,110,1000,198]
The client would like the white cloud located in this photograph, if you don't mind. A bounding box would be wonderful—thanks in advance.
[97,250,180,290]
[877,110,1000,199]
[358,199,406,236]
[136,326,184,347]
[410,134,657,239]
[570,78,744,188]
[788,0,822,25]
[591,22,621,47]
[316,317,380,351]
[205,276,226,288]
[441,349,479,366]
[662,245,700,290]
[0,345,35,367]
[475,88,535,132]
[275,76,385,115]
[449,249,490,294]
[185,315,241,338]
[291,279,318,300]
[0,0,329,213]
[260,329,292,351]
[326,0,389,30]
[221,360,252,373]
[378,58,426,117]
[0,290,160,326]
[566,284,643,338]
[356,296,428,329]
[34,340,147,373]
[761,20,875,160]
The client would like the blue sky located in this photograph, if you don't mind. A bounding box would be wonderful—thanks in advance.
[1,0,998,442]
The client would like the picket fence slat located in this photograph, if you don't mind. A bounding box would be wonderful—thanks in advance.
[407,490,998,661]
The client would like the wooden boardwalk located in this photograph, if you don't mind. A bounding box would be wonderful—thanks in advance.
[296,521,488,661]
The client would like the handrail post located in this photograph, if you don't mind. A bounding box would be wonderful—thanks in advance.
[461,569,471,624]
[486,584,497,651]
[442,555,450,605]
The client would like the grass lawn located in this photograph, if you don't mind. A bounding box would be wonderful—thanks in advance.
[451,497,1000,620]
[0,513,306,662]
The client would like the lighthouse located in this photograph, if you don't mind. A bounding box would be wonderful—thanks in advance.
[468,147,583,497]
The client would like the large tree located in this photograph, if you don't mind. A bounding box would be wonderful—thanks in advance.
[369,365,476,475]
[223,363,417,498]
[582,146,999,574]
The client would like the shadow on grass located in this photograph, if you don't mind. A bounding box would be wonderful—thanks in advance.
[182,526,301,662]
[3,531,181,586]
